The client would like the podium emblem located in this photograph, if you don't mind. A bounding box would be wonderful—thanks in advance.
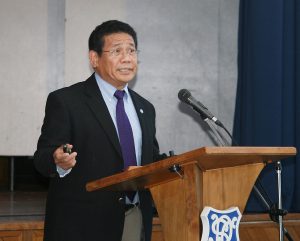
[200,206,241,241]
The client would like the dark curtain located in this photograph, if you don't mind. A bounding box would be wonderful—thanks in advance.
[233,0,300,212]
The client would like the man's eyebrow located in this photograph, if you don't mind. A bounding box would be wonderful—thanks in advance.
[110,42,135,48]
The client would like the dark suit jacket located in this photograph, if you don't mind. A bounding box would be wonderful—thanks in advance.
[34,74,161,241]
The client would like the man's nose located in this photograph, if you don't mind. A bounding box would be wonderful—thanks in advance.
[120,51,133,61]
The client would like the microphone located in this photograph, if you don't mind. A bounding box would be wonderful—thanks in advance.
[178,89,223,127]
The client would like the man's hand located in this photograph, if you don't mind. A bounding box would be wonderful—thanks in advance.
[53,144,77,170]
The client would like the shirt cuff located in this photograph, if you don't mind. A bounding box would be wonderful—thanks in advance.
[56,165,72,177]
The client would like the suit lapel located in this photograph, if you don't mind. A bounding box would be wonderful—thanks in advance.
[83,75,123,159]
[83,75,151,166]
[129,89,149,166]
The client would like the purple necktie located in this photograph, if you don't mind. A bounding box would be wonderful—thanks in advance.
[114,90,137,201]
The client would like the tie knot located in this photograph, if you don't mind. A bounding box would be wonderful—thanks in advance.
[114,90,125,100]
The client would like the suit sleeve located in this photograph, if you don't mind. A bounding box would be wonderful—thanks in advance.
[34,91,71,177]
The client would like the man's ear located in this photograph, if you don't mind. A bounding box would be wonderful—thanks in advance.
[89,50,99,68]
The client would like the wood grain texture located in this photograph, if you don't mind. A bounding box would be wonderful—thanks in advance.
[1,191,299,241]
[85,146,296,241]
[150,163,264,241]
[0,215,299,241]
[239,214,300,241]
[201,164,263,213]
[151,214,300,241]
[150,165,202,241]
[86,146,296,192]
[0,231,22,241]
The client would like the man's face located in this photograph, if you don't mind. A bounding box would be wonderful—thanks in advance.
[90,32,138,89]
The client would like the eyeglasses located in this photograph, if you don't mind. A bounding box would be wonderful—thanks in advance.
[102,47,139,57]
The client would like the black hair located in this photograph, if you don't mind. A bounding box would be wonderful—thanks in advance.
[88,20,138,55]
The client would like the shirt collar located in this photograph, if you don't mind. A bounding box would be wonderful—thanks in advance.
[94,72,129,100]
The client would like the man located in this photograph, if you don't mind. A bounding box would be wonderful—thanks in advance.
[34,20,164,241]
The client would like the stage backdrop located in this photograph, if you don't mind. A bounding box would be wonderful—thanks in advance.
[234,0,300,211]
[0,0,239,156]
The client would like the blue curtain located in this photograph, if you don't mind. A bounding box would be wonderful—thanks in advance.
[233,0,300,212]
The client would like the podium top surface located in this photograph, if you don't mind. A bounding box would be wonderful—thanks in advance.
[86,146,296,192]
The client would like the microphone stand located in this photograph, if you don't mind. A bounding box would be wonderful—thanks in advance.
[276,161,287,241]
[198,114,293,241]
[253,174,293,241]
[203,118,227,146]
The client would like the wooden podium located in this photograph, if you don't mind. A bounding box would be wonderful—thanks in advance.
[86,147,296,241]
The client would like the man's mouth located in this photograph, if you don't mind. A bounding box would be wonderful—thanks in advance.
[118,68,132,71]
[118,68,133,73]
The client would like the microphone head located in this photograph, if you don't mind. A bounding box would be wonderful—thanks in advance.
[178,89,191,103]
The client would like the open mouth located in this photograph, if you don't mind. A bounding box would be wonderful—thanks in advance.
[118,68,133,73]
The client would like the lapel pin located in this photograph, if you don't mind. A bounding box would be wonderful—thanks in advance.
[140,109,144,114]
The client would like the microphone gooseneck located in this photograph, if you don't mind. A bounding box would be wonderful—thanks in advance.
[178,89,222,127]
[178,89,238,145]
